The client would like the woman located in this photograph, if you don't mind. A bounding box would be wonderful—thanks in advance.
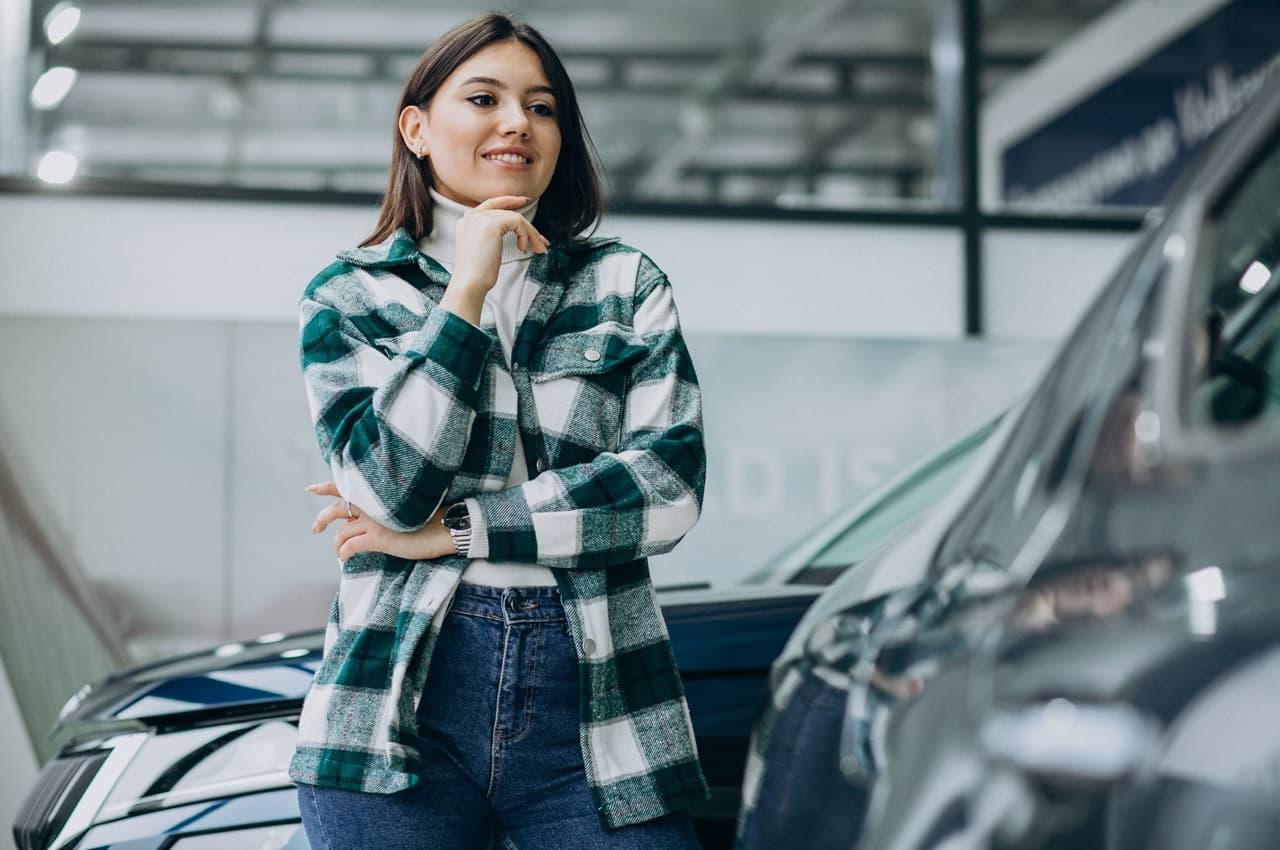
[288,12,708,850]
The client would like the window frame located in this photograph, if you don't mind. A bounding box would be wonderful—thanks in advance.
[1154,85,1280,462]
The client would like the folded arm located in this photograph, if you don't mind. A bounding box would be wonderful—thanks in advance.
[299,273,494,532]
[462,257,706,569]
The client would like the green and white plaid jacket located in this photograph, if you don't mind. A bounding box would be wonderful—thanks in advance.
[287,225,710,830]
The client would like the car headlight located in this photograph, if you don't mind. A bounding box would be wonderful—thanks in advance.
[980,698,1161,782]
[12,750,110,850]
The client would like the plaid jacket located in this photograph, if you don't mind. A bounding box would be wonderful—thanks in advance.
[287,226,710,829]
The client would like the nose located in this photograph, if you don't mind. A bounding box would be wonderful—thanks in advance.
[497,102,530,138]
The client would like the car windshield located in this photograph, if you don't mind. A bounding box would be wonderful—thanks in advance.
[744,420,996,586]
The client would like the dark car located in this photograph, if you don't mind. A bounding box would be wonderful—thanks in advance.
[736,75,1280,850]
[11,414,1001,850]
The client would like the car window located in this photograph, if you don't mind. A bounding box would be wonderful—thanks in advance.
[1187,134,1280,427]
[754,427,991,587]
[935,226,1162,573]
[804,442,978,573]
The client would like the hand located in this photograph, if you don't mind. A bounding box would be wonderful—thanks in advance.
[306,481,457,561]
[450,195,550,293]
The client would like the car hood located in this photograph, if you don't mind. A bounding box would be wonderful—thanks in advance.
[50,582,820,742]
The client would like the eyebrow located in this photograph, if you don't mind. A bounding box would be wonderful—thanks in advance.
[457,76,556,98]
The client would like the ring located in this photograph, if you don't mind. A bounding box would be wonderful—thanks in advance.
[345,500,354,519]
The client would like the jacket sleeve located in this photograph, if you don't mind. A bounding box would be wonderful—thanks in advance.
[462,255,706,569]
[299,272,494,532]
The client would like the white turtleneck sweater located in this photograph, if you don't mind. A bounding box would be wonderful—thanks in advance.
[417,188,557,587]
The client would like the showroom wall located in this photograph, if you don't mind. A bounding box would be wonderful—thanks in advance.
[0,191,1134,659]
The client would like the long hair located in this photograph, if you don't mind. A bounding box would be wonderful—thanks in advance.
[361,13,604,247]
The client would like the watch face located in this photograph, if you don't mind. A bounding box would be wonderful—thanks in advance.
[444,503,470,530]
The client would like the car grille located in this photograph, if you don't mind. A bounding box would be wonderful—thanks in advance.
[12,750,109,850]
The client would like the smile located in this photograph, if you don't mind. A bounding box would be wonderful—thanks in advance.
[483,153,533,169]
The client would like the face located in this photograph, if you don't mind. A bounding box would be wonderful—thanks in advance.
[401,40,563,207]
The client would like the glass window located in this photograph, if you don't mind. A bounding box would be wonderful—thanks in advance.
[1186,135,1280,427]
[747,421,994,586]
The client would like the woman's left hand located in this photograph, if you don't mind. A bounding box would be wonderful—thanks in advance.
[306,481,456,561]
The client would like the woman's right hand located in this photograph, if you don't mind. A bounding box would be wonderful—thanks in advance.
[450,195,550,293]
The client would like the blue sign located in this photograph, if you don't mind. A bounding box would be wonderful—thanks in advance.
[1001,0,1280,208]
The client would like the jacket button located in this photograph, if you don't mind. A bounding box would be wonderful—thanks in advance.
[583,638,597,655]
[536,458,547,472]
[583,348,601,362]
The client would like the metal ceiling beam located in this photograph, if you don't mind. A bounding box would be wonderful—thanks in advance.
[631,0,864,196]
[49,38,1040,69]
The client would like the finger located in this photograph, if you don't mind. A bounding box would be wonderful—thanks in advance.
[333,519,366,553]
[305,481,341,497]
[477,195,532,211]
[338,531,369,561]
[521,222,548,254]
[312,500,354,533]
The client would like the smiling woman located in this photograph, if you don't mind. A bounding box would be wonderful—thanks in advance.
[288,11,708,850]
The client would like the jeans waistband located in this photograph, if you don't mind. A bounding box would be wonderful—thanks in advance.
[447,582,566,625]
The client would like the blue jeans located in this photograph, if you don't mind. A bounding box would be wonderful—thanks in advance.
[734,672,866,850]
[297,583,701,849]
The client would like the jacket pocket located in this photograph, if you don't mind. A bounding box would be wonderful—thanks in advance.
[528,321,650,382]
[527,321,650,456]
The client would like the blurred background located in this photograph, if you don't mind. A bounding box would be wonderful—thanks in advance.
[2,0,1276,832]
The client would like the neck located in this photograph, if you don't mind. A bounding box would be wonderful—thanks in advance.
[419,187,540,265]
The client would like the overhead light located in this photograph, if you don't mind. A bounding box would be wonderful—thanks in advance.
[44,2,81,45]
[31,67,77,110]
[280,648,310,659]
[213,642,246,658]
[36,150,78,184]
[255,632,287,644]
[1239,260,1271,294]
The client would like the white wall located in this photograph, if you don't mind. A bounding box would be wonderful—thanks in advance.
[984,228,1137,338]
[0,192,964,338]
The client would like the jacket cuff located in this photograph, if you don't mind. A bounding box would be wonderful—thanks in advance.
[467,488,536,563]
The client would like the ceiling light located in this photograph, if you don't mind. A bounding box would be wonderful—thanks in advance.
[36,150,78,184]
[44,2,81,45]
[1239,260,1271,294]
[31,67,77,110]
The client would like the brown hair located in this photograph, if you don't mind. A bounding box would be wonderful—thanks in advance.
[361,12,604,247]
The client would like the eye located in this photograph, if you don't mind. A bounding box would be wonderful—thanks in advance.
[466,93,495,107]
[530,103,556,117]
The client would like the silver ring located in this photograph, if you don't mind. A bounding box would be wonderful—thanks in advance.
[345,500,354,519]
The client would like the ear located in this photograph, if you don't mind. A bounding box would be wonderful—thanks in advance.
[397,105,429,158]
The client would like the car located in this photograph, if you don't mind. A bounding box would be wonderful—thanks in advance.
[735,73,1280,850]
[11,419,1000,850]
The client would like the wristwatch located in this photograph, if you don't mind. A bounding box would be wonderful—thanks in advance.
[442,501,472,557]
